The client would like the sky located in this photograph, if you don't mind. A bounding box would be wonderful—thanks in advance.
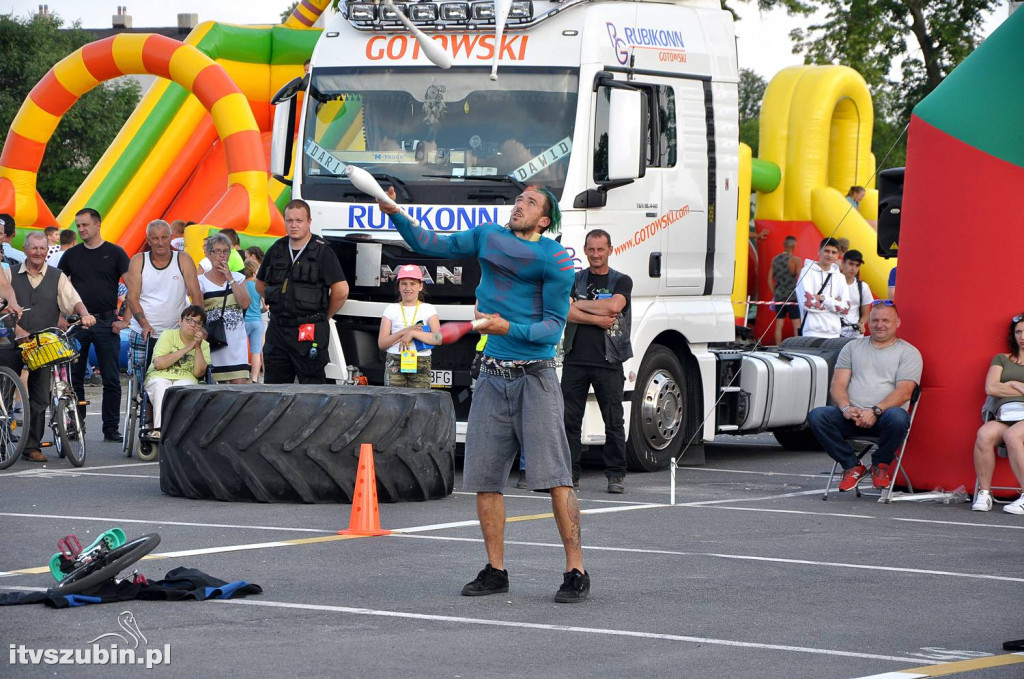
[1,1,1016,79]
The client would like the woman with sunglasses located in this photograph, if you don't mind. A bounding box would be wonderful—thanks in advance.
[144,305,210,437]
[199,233,251,383]
[972,313,1024,514]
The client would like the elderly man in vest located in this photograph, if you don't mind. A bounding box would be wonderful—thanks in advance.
[0,232,95,462]
[561,229,633,494]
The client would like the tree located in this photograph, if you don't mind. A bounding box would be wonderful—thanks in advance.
[737,0,999,169]
[738,68,766,155]
[281,1,300,22]
[0,13,140,212]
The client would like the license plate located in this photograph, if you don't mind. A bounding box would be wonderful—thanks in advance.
[431,370,452,388]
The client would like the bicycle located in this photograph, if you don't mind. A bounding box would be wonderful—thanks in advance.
[21,316,87,467]
[123,336,159,461]
[0,305,30,470]
[49,527,161,594]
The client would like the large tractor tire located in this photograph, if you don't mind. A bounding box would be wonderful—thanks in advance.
[159,385,455,503]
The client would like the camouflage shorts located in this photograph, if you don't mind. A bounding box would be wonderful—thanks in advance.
[384,353,432,389]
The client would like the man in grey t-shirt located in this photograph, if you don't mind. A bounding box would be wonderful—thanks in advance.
[808,302,923,493]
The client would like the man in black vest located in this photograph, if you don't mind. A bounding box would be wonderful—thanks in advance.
[256,199,348,384]
[1,232,95,462]
[60,208,130,442]
[561,229,633,493]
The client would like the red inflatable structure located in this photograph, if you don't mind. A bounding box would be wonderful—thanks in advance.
[897,10,1024,492]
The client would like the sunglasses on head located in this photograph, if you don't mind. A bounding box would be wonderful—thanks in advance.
[871,300,895,307]
[1013,314,1024,323]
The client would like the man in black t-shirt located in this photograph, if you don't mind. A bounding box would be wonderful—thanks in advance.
[560,229,633,494]
[60,208,131,442]
[256,199,348,384]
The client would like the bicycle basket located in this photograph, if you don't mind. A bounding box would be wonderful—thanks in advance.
[22,332,79,371]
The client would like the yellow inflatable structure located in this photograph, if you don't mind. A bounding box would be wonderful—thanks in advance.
[753,65,893,297]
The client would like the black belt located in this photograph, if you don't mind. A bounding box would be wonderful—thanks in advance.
[478,357,557,379]
[92,311,117,320]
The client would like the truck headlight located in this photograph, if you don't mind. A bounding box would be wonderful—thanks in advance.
[380,3,407,21]
[471,1,494,20]
[509,1,532,19]
[409,2,439,21]
[348,2,377,21]
[439,2,469,21]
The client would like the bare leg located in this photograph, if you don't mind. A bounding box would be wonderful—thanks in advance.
[774,316,783,346]
[477,492,506,570]
[975,421,1007,491]
[792,317,801,339]
[250,352,263,382]
[550,485,583,572]
[1002,422,1024,489]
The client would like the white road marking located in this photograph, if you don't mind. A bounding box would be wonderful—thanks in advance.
[676,489,824,505]
[455,491,655,506]
[0,512,336,534]
[155,541,292,558]
[893,517,1024,531]
[708,506,875,520]
[0,461,157,477]
[214,598,926,663]
[396,534,1024,584]
[682,466,825,479]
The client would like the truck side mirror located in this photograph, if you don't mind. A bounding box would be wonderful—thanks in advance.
[270,99,297,180]
[607,88,647,181]
[270,76,306,181]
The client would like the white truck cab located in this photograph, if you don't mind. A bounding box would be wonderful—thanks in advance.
[272,0,832,469]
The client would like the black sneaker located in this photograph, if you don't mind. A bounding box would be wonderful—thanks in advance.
[554,568,590,603]
[461,564,509,597]
[607,477,624,494]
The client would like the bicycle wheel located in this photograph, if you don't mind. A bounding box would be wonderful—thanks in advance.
[0,365,29,470]
[55,396,86,467]
[123,376,137,458]
[52,533,161,595]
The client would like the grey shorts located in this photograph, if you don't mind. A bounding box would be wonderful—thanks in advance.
[463,366,573,493]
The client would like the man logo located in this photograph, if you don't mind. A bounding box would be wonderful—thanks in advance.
[380,265,463,286]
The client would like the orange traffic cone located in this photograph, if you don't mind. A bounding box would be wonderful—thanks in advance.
[338,443,391,536]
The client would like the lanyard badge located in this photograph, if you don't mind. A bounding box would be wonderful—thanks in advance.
[400,349,418,373]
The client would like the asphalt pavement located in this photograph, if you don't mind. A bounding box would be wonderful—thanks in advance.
[1,388,1022,679]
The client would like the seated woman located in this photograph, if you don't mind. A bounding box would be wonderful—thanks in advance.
[972,313,1024,514]
[144,305,211,438]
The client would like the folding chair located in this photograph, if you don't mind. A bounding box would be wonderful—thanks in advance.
[822,385,921,501]
[973,396,1024,503]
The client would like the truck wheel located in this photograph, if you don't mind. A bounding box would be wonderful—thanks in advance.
[626,345,695,472]
[773,428,821,451]
[158,384,455,503]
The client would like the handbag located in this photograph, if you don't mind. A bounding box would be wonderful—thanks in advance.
[204,282,231,350]
[996,402,1024,423]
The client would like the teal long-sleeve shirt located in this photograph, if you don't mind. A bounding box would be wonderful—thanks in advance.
[389,213,574,361]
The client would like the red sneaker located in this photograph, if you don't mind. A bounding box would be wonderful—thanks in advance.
[872,462,893,489]
[838,464,868,492]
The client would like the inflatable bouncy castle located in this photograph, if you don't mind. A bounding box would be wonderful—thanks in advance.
[895,9,1024,492]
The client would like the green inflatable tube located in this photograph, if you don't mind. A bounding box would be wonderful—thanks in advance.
[750,158,781,193]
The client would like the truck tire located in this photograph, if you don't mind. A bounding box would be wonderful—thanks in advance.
[158,384,455,503]
[779,336,825,350]
[626,345,698,472]
[773,428,822,451]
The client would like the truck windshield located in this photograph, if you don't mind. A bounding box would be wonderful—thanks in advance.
[302,67,578,204]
